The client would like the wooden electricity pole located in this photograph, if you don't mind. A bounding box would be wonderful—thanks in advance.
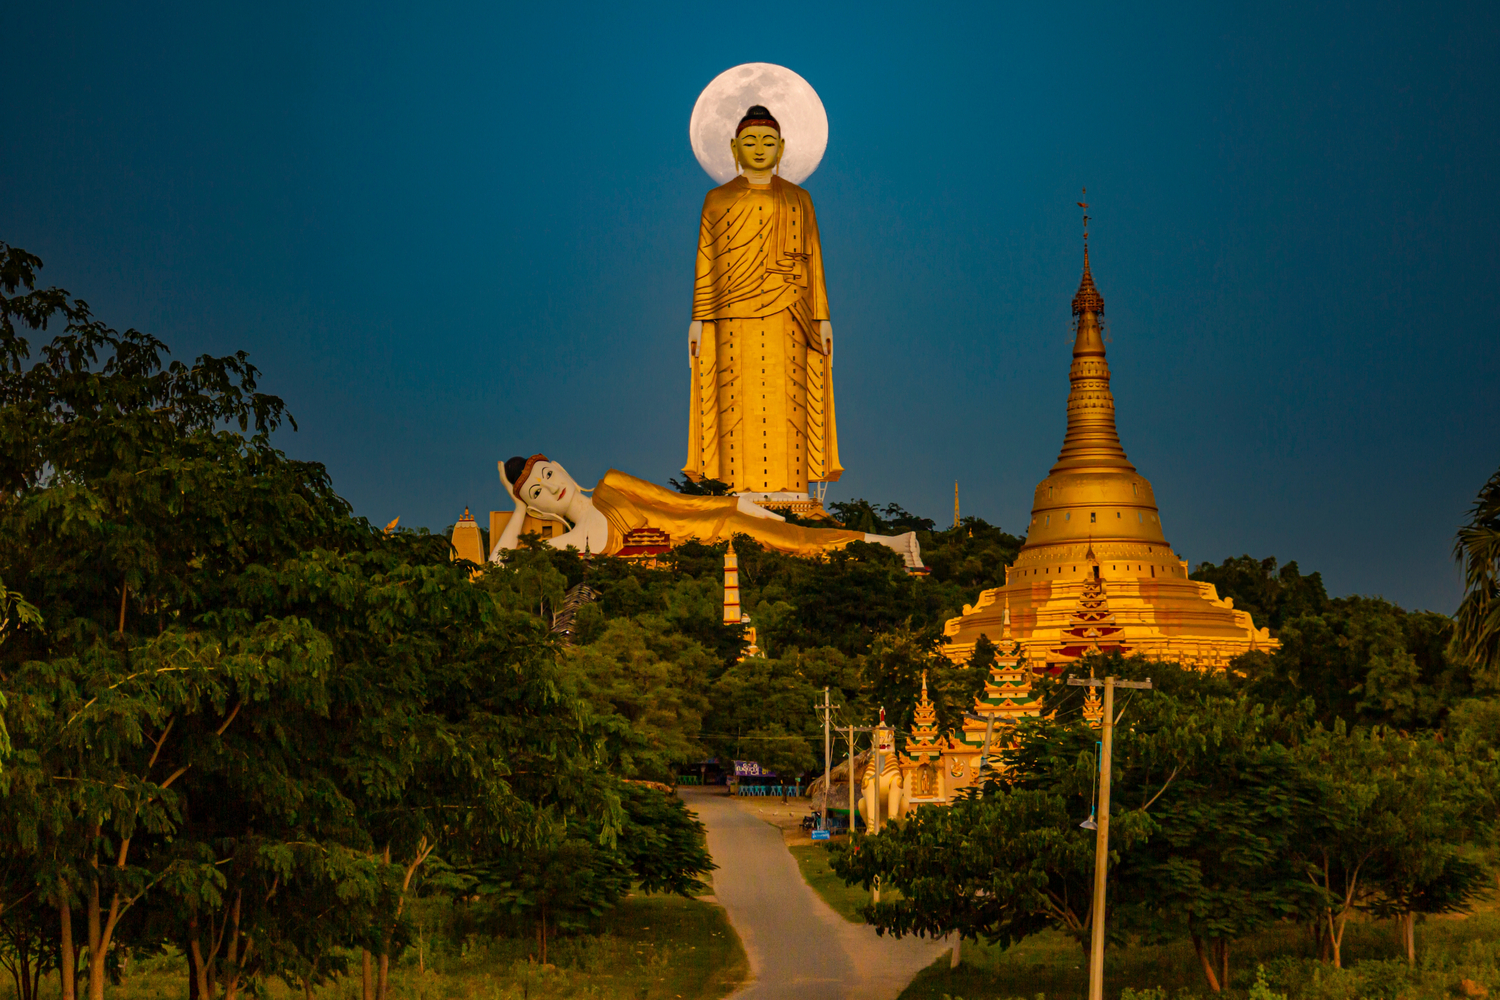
[1068,674,1152,1000]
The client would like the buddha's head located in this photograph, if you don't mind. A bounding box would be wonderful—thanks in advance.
[502,453,581,518]
[731,105,784,175]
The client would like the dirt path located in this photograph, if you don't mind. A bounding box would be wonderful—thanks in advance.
[681,788,947,1000]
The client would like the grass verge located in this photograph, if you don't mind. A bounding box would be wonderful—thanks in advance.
[790,842,905,924]
[897,911,1500,1000]
[98,894,746,1000]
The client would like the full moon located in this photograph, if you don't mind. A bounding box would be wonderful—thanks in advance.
[689,63,828,186]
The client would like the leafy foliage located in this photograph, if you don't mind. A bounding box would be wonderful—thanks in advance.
[0,243,713,1000]
[1453,467,1500,684]
[1191,555,1330,632]
[833,656,1497,990]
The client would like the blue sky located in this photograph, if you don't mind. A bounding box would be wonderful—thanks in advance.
[3,1,1496,612]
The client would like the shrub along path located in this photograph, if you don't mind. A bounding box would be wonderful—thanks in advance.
[681,788,945,1000]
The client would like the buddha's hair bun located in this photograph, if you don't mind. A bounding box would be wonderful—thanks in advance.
[736,105,780,135]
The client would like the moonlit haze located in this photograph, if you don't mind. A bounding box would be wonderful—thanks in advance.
[2,2,1497,613]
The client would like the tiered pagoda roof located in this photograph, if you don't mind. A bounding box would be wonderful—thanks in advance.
[1051,545,1128,662]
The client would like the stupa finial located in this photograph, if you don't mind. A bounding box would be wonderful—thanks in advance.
[1048,199,1131,475]
[1072,189,1105,317]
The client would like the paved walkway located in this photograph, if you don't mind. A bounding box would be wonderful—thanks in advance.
[681,788,947,1000]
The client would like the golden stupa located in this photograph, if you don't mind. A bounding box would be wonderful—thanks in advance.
[943,222,1277,671]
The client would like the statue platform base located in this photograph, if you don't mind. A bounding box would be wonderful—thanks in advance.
[739,492,837,521]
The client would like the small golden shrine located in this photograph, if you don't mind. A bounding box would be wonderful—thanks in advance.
[899,673,947,804]
[942,222,1278,674]
[956,609,1047,750]
[890,622,1048,810]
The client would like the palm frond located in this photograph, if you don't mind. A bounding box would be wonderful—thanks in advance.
[1452,468,1500,683]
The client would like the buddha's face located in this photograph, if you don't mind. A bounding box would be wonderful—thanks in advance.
[517,460,579,516]
[732,126,784,172]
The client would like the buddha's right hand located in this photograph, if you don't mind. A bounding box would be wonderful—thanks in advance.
[688,321,703,358]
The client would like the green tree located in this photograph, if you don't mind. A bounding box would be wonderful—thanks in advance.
[669,476,731,497]
[1238,597,1471,730]
[863,627,945,735]
[733,536,948,658]
[562,615,711,782]
[1290,726,1488,969]
[918,518,1025,594]
[1453,467,1500,682]
[1191,556,1329,632]
[827,500,935,534]
[705,654,822,779]
[1127,697,1318,992]
[454,783,712,966]
[0,241,701,1000]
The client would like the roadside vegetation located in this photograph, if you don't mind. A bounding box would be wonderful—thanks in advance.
[92,894,744,1000]
[0,243,722,1000]
[899,909,1500,1000]
[789,844,885,924]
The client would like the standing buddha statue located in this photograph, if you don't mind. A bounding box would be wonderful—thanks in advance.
[683,105,842,499]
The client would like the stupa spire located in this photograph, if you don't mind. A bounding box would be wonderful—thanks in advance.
[722,541,741,625]
[1071,197,1104,317]
[1052,193,1133,474]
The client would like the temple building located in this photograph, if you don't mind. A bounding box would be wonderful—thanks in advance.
[942,231,1278,672]
[450,508,484,565]
[835,636,1048,817]
[897,637,1048,808]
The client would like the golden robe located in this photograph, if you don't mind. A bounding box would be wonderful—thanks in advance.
[593,470,863,557]
[684,176,842,493]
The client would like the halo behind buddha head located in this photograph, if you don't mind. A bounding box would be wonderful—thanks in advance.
[689,63,828,184]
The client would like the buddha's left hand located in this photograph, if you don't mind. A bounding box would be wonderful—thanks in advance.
[819,321,833,358]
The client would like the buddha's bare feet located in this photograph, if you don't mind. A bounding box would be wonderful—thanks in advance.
[863,530,924,569]
[737,494,786,521]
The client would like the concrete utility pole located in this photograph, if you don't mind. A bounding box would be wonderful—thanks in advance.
[961,712,997,782]
[842,718,888,903]
[843,720,882,834]
[819,688,833,831]
[871,712,881,904]
[872,710,883,835]
[1068,674,1153,1000]
[847,721,856,836]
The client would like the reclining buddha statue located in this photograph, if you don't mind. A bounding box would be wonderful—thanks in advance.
[488,454,923,570]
